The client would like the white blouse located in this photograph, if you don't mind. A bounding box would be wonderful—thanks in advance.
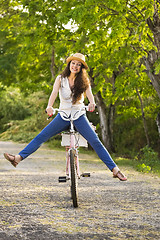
[59,76,85,120]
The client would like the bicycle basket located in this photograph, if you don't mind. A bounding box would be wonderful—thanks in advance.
[61,132,88,147]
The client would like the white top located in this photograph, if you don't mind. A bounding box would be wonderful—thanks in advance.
[59,76,85,120]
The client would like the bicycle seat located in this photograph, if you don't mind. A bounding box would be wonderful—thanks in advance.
[64,125,77,133]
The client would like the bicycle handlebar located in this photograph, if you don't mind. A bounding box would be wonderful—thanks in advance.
[46,106,91,121]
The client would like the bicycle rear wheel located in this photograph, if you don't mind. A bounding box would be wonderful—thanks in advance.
[70,149,78,208]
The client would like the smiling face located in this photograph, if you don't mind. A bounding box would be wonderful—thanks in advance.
[70,60,82,74]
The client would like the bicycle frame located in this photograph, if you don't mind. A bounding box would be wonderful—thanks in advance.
[60,107,88,177]
[65,120,81,179]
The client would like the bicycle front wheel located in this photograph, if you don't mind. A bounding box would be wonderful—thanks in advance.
[70,149,78,208]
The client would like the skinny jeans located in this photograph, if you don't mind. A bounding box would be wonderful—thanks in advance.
[19,114,116,171]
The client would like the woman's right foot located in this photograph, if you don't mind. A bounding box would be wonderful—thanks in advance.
[4,153,22,168]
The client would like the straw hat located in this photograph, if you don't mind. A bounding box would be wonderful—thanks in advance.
[66,53,88,69]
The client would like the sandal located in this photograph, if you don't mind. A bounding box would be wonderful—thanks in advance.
[4,153,20,168]
[113,170,127,181]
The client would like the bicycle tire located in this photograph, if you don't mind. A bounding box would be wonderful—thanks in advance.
[70,149,78,208]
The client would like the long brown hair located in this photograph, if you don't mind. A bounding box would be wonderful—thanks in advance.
[61,62,90,104]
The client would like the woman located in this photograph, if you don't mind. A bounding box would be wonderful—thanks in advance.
[4,53,127,181]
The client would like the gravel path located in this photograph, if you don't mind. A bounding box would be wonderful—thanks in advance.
[0,141,160,240]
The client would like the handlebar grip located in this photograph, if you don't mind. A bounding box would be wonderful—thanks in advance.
[45,110,53,120]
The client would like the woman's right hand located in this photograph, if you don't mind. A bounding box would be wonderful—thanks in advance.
[46,106,54,117]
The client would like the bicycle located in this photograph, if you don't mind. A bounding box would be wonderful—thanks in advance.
[47,106,92,208]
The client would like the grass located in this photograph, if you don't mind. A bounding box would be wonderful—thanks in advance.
[0,119,39,143]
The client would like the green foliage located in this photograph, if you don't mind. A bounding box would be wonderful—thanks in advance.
[137,145,159,165]
[0,88,49,138]
[136,163,151,173]
[135,145,160,173]
[0,87,31,131]
[0,119,39,143]
[114,114,159,157]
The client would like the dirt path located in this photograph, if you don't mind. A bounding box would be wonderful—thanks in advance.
[0,141,160,240]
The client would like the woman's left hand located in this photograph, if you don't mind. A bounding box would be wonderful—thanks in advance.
[88,103,96,112]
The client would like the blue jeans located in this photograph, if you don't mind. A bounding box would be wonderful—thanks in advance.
[19,114,116,171]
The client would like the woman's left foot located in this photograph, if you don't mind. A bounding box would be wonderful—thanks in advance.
[113,171,127,181]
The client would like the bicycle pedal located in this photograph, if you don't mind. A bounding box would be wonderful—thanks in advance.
[58,176,67,182]
[81,173,90,177]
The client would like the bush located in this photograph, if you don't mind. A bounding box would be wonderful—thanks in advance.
[136,163,151,173]
[0,87,31,132]
[135,145,159,172]
[0,88,50,142]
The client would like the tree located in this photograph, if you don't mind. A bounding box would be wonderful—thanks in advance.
[60,0,159,150]
[0,0,159,153]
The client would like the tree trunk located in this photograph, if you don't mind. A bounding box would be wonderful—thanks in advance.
[156,112,160,137]
[88,68,117,152]
[88,69,113,151]
[108,103,115,152]
[144,4,160,99]
[143,51,160,99]
[136,88,150,146]
[144,3,160,145]
[50,47,55,79]
[95,92,115,152]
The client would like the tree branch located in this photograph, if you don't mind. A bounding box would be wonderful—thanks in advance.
[146,17,155,32]
[125,16,139,26]
[147,33,154,44]
[128,4,146,18]
[99,5,119,15]
[50,47,55,79]
[127,9,141,23]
